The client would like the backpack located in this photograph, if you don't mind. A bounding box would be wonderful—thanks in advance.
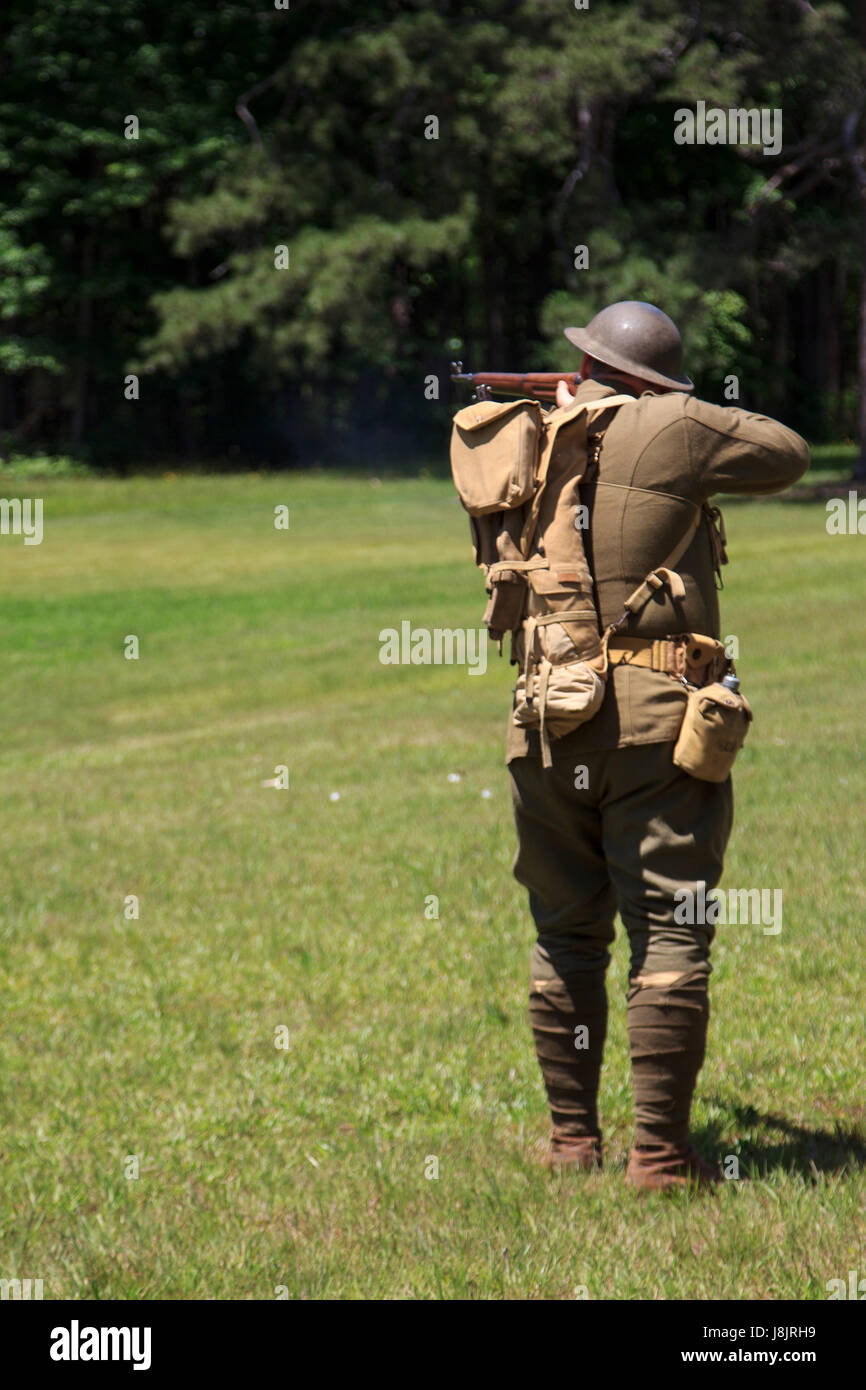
[450,394,701,766]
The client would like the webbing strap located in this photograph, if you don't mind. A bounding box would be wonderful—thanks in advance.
[620,506,702,617]
[523,615,539,684]
[537,660,553,769]
[623,565,685,613]
[531,607,598,626]
[705,503,728,586]
[520,394,640,556]
[660,505,703,572]
[576,394,643,416]
[606,645,656,669]
[486,555,548,583]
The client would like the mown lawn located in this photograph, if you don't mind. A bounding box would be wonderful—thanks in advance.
[0,467,864,1300]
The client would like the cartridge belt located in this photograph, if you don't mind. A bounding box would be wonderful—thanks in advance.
[606,633,728,684]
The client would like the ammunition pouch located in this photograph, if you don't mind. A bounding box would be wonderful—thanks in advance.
[469,511,536,642]
[483,554,545,641]
[509,555,612,765]
[513,651,606,768]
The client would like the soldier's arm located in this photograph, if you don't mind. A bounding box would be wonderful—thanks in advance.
[681,396,810,498]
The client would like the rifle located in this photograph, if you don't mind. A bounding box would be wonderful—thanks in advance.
[450,361,578,403]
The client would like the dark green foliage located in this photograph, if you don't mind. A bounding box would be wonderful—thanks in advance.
[0,0,864,465]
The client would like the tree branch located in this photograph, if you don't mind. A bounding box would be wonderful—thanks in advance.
[236,70,288,145]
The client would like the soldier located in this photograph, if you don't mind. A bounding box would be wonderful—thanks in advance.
[507,301,809,1191]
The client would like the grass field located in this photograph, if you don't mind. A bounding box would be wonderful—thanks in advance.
[1,466,864,1300]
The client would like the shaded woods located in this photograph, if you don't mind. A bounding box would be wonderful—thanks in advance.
[1,0,865,471]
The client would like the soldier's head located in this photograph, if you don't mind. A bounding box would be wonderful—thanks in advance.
[565,301,693,394]
[578,354,669,395]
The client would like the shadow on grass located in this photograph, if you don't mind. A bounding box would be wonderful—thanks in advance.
[695,1101,866,1179]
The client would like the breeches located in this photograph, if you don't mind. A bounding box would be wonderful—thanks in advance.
[509,741,734,983]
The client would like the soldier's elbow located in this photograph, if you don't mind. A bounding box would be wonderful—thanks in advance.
[780,432,811,486]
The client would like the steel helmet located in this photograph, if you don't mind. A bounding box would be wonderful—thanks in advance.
[564,300,693,391]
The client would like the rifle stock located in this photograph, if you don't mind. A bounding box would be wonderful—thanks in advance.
[450,362,578,402]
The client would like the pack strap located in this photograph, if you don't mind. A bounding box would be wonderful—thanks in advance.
[486,555,549,584]
[521,615,541,705]
[617,504,703,621]
[520,394,640,557]
[704,503,728,587]
[570,393,643,416]
[536,659,553,769]
[622,565,686,613]
[596,485,729,592]
[521,610,601,768]
[531,608,598,626]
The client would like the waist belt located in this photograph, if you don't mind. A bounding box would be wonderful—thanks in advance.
[607,633,727,680]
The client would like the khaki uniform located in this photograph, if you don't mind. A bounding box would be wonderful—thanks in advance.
[506,376,809,1152]
[508,377,810,763]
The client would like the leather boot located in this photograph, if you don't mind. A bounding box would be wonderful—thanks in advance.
[626,972,717,1192]
[544,1134,603,1172]
[529,966,607,1171]
[626,1143,720,1192]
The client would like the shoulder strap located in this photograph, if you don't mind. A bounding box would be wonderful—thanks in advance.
[520,395,640,556]
[564,393,642,417]
[617,504,703,620]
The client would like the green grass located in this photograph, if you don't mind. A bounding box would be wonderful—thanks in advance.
[0,466,864,1300]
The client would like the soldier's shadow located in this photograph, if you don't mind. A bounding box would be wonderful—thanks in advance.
[693,1100,866,1179]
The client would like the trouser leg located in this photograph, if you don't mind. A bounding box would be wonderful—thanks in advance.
[510,754,616,1142]
[599,742,734,1148]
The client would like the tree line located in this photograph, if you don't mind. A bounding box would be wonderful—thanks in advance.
[1,0,865,471]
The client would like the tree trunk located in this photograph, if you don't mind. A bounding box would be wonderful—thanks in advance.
[823,259,843,439]
[70,229,97,450]
[855,192,866,479]
[853,7,866,481]
[770,281,788,418]
[479,197,504,365]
